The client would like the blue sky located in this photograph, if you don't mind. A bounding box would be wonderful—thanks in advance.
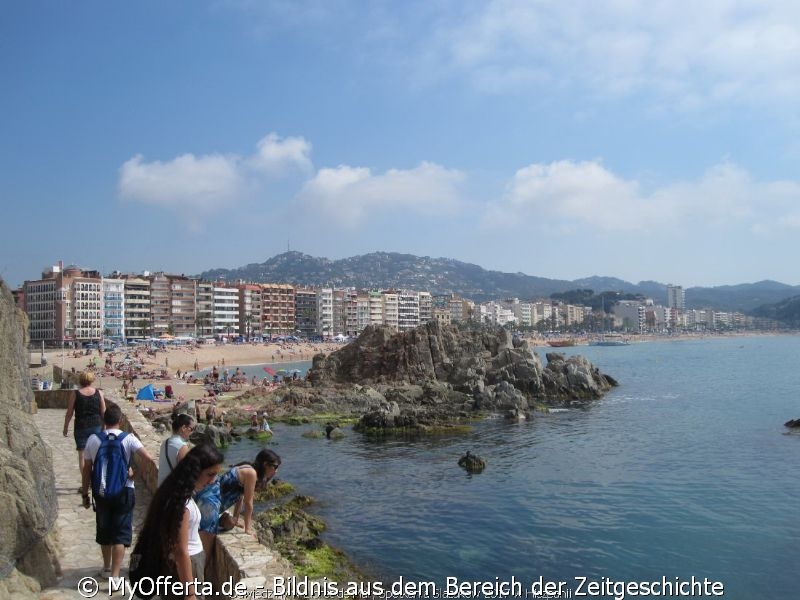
[3,0,800,289]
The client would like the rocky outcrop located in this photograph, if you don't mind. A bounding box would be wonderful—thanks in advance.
[458,451,486,473]
[0,280,59,596]
[307,322,617,430]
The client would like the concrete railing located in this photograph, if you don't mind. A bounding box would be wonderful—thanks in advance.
[35,389,295,597]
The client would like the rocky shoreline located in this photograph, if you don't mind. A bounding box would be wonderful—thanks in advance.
[139,321,619,581]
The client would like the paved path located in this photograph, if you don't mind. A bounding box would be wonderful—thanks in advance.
[36,409,151,600]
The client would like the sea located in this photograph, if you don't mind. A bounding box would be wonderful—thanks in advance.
[225,335,800,599]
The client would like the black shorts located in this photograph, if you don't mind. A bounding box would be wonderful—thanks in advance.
[94,487,136,546]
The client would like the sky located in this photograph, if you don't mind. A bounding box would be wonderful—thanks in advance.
[3,0,800,289]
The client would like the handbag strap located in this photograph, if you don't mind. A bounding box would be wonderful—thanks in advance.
[163,439,175,471]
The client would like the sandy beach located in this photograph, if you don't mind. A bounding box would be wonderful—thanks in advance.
[33,340,336,406]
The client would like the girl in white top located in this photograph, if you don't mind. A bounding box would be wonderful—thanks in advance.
[158,413,195,486]
[131,444,223,600]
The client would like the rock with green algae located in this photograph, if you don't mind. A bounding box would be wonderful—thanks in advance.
[253,479,295,502]
[254,495,364,582]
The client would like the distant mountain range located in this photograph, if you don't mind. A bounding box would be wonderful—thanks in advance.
[197,251,800,313]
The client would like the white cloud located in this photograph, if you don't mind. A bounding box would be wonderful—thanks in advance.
[119,132,314,223]
[296,161,466,226]
[118,153,243,212]
[487,159,800,234]
[424,0,800,110]
[248,132,313,176]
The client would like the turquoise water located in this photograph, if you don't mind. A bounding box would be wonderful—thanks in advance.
[226,336,800,599]
[196,360,311,379]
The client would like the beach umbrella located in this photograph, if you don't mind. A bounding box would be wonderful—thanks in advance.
[276,369,288,375]
[263,366,277,377]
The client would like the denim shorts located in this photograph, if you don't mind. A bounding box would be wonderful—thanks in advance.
[75,425,102,451]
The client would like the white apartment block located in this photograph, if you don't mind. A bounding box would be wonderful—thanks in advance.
[397,290,420,331]
[213,286,239,337]
[72,279,103,342]
[479,301,517,326]
[510,299,532,327]
[102,278,125,342]
[317,288,334,339]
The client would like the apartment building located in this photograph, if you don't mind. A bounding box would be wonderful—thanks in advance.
[213,285,239,337]
[509,298,532,327]
[122,276,151,340]
[149,273,172,337]
[261,283,295,336]
[432,307,451,326]
[368,291,384,327]
[449,296,474,323]
[331,289,351,336]
[666,284,685,311]
[317,288,333,339]
[24,262,104,345]
[102,278,125,342]
[382,292,399,331]
[397,290,420,331]
[24,274,57,344]
[195,281,214,337]
[419,291,432,325]
[355,293,371,333]
[237,284,263,339]
[478,301,516,326]
[294,288,318,338]
[169,276,196,337]
[613,300,645,332]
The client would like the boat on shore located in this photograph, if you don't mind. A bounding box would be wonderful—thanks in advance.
[547,339,576,347]
[589,334,630,347]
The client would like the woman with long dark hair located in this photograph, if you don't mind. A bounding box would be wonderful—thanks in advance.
[195,449,281,552]
[131,444,224,600]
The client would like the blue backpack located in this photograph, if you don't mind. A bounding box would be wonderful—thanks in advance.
[91,431,129,499]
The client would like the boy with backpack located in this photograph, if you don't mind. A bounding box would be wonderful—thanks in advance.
[81,404,153,584]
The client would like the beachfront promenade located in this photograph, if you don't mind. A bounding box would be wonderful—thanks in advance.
[34,399,294,599]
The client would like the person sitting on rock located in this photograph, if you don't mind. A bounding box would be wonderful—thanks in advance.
[260,412,272,434]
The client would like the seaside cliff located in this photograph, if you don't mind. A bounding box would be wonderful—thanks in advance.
[303,322,617,431]
[0,279,60,598]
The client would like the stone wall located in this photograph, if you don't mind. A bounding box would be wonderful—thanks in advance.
[0,279,60,597]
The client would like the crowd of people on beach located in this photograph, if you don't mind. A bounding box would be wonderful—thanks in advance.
[63,368,282,598]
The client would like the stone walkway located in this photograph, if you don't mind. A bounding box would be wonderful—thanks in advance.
[35,409,152,600]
